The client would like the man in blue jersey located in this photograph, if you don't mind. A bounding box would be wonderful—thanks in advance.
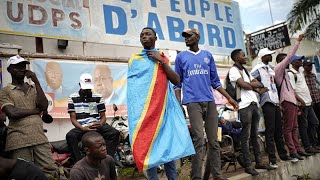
[174,28,238,180]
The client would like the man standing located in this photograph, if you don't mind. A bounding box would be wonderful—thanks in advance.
[228,49,268,176]
[128,27,194,179]
[66,73,120,162]
[303,59,320,147]
[288,56,320,154]
[174,28,238,180]
[251,48,297,168]
[274,34,310,160]
[0,55,57,176]
[70,131,117,180]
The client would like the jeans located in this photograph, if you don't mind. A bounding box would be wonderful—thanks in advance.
[66,124,120,161]
[262,102,288,163]
[281,101,302,153]
[313,102,320,145]
[146,161,177,180]
[239,102,262,167]
[298,105,319,148]
[187,101,221,180]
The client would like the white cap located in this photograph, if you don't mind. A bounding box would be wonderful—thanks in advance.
[257,48,275,58]
[7,55,29,66]
[79,73,94,90]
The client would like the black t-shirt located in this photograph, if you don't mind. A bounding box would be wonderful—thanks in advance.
[70,155,117,180]
[7,159,48,180]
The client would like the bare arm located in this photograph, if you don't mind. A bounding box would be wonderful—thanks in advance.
[274,34,304,84]
[70,112,84,130]
[25,70,48,111]
[174,89,182,105]
[2,105,40,120]
[216,87,239,110]
[147,52,180,85]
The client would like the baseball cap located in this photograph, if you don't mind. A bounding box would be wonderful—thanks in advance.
[257,48,275,58]
[290,55,305,63]
[7,55,30,67]
[303,59,314,66]
[182,28,200,37]
[79,73,94,90]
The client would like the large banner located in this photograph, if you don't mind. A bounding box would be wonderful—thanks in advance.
[249,24,291,56]
[0,0,244,56]
[30,59,128,118]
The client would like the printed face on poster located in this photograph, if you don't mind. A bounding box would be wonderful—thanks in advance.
[31,59,128,118]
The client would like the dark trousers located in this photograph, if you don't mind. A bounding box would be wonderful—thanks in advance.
[282,101,302,153]
[298,105,319,148]
[66,124,120,161]
[313,102,320,145]
[187,101,221,180]
[239,102,262,168]
[262,102,287,163]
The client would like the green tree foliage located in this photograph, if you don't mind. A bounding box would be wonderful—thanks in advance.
[287,0,320,40]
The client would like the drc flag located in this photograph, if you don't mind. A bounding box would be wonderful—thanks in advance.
[127,49,195,171]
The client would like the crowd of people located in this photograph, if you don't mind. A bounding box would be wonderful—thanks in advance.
[0,27,319,180]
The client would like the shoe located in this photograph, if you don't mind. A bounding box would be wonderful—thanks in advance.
[280,155,299,162]
[298,151,312,157]
[314,146,320,151]
[269,162,278,169]
[290,153,304,160]
[305,147,317,154]
[255,163,270,170]
[245,167,259,176]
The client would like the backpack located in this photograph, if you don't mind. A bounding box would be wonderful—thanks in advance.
[276,69,297,97]
[225,66,243,102]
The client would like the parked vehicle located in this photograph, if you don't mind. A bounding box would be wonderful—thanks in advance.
[110,104,135,168]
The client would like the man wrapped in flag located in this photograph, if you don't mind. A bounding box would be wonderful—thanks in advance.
[127,27,195,178]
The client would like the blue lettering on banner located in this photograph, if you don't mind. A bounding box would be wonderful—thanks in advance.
[185,0,196,16]
[225,6,233,23]
[188,21,205,45]
[147,13,164,40]
[170,0,180,12]
[207,24,222,47]
[150,0,157,7]
[167,16,184,42]
[103,5,127,35]
[224,27,236,48]
[99,0,244,55]
[214,3,223,21]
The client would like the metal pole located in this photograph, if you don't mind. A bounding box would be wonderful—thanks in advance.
[268,0,274,25]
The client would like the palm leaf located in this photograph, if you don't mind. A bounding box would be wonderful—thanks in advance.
[287,0,320,40]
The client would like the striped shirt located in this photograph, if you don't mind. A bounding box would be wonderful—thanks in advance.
[68,92,106,127]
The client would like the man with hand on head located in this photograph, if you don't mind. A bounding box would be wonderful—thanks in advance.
[0,55,57,177]
[66,73,120,162]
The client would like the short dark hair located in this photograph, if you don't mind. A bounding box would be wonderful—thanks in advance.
[82,131,103,148]
[276,53,287,63]
[231,49,243,61]
[142,27,157,36]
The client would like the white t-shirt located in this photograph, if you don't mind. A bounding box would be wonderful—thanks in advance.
[229,66,259,109]
[288,67,312,106]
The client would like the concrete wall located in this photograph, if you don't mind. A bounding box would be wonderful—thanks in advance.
[230,154,320,180]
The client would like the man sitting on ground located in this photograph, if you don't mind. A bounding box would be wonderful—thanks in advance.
[70,131,117,180]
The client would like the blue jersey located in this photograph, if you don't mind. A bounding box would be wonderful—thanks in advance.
[174,50,221,104]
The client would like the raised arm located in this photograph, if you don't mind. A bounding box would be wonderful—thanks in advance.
[274,34,304,84]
